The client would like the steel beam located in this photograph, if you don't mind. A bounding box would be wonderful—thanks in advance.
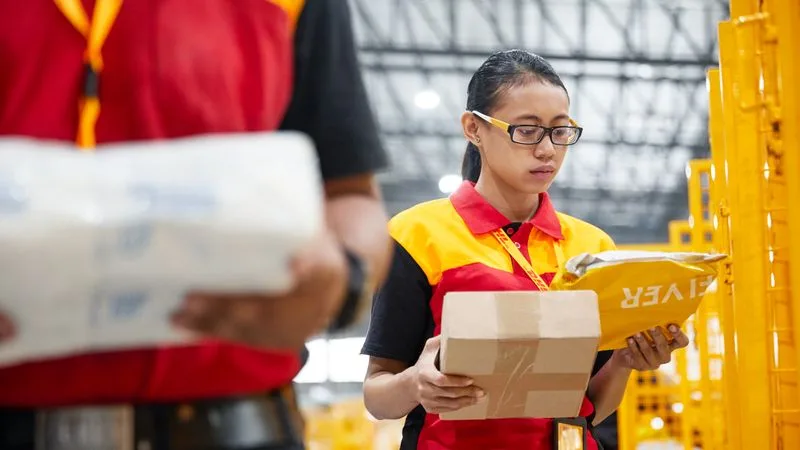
[350,0,726,235]
[359,46,718,67]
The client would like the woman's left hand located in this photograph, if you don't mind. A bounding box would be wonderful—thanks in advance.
[612,324,690,371]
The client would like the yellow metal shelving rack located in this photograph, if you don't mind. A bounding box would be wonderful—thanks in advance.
[618,1,800,448]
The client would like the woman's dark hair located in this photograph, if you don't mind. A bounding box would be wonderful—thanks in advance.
[461,50,568,182]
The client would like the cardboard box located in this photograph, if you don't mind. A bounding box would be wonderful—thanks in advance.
[438,290,601,420]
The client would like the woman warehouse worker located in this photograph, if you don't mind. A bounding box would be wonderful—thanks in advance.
[360,49,690,450]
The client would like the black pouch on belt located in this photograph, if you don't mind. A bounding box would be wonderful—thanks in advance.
[552,417,587,450]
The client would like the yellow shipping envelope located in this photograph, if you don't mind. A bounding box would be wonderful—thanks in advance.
[550,251,726,351]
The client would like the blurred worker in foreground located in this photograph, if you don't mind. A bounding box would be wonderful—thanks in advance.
[0,1,391,449]
[361,49,689,450]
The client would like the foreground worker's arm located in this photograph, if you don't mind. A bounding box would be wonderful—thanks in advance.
[171,0,390,351]
[588,325,689,424]
[287,0,392,290]
[324,174,392,292]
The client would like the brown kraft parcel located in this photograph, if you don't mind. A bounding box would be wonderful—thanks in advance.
[438,290,601,420]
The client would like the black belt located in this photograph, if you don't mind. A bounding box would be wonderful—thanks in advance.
[0,385,304,450]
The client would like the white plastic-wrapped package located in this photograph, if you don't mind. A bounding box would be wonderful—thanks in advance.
[0,132,323,366]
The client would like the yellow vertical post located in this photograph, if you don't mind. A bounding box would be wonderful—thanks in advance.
[721,11,773,450]
[707,66,742,450]
[687,159,721,450]
[686,160,710,249]
[760,0,800,446]
[730,1,800,447]
[773,0,800,413]
[730,0,760,17]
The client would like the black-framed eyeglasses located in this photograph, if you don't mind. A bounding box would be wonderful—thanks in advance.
[471,110,583,146]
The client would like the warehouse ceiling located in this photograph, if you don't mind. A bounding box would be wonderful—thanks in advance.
[350,0,730,244]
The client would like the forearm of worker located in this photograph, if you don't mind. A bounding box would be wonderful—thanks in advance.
[324,174,392,283]
[586,355,633,425]
[363,367,420,420]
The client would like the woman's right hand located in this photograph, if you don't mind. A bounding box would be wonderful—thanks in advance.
[411,335,485,414]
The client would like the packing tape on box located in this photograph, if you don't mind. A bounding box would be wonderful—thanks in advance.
[475,296,590,419]
[478,340,590,418]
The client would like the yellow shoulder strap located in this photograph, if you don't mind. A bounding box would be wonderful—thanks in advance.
[54,0,124,150]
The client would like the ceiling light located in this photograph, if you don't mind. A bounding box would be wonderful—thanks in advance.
[414,89,440,110]
[438,174,462,194]
[635,63,655,79]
